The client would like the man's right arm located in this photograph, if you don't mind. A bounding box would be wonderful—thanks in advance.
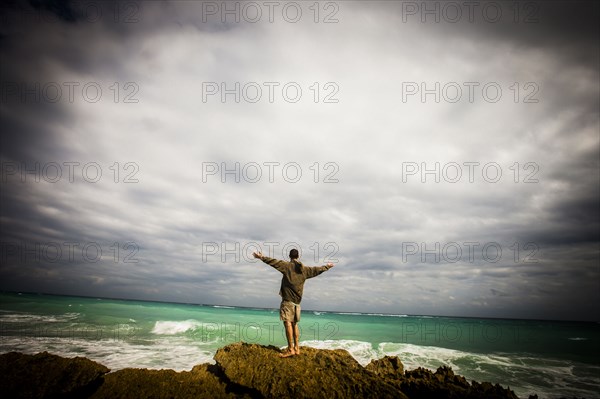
[253,252,287,272]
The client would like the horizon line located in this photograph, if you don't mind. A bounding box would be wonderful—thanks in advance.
[1,290,597,324]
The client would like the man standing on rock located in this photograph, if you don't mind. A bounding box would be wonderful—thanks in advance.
[253,249,334,357]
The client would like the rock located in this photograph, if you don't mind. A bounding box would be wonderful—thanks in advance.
[0,343,529,399]
[213,342,409,398]
[400,365,519,399]
[89,364,231,399]
[365,355,404,378]
[0,351,109,399]
[470,380,520,399]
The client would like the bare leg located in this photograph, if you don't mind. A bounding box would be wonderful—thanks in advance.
[293,322,300,355]
[280,321,295,357]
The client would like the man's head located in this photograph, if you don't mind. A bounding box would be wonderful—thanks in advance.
[289,248,299,260]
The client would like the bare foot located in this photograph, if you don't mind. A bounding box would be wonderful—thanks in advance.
[295,347,301,355]
[279,348,296,358]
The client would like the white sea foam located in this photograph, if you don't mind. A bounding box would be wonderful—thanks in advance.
[331,312,412,318]
[567,337,588,341]
[365,313,409,318]
[1,331,598,399]
[301,339,473,370]
[300,339,379,365]
[0,336,215,371]
[376,341,526,375]
[0,312,81,323]
[151,320,202,335]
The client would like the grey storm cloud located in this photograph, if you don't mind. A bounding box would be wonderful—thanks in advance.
[0,0,598,321]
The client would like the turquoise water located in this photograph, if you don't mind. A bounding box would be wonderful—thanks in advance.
[0,292,598,399]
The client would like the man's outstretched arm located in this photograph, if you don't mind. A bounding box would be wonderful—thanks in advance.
[305,262,335,279]
[253,251,287,272]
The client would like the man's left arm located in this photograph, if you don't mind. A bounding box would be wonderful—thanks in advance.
[305,263,335,279]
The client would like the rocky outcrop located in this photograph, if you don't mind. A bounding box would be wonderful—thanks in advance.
[90,364,230,399]
[0,343,531,398]
[365,355,404,378]
[0,351,108,398]
[213,343,408,398]
[399,365,518,399]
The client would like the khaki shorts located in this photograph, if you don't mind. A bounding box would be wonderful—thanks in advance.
[280,300,301,323]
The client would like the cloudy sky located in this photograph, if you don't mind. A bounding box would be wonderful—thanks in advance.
[1,0,598,321]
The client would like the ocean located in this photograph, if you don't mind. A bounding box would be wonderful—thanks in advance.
[0,292,598,399]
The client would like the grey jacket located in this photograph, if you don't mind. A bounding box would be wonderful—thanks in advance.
[260,256,332,304]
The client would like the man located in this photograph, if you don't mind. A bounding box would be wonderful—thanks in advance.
[253,249,334,357]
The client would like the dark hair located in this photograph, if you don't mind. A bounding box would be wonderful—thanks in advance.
[289,249,299,260]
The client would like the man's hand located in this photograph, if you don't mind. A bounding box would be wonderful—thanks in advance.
[326,263,334,267]
[253,251,263,259]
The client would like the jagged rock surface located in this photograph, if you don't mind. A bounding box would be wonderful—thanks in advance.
[0,351,109,398]
[214,342,408,398]
[400,365,519,399]
[0,343,527,399]
[365,355,404,378]
[89,364,232,399]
